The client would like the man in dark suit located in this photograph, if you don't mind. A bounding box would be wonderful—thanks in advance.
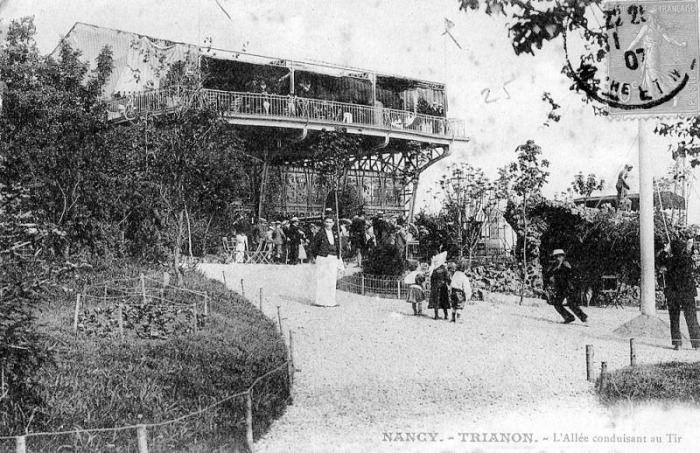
[658,238,700,350]
[350,214,367,265]
[543,249,588,324]
[285,217,305,265]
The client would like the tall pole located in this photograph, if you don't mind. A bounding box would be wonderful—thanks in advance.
[409,177,420,223]
[680,153,688,226]
[334,178,342,261]
[638,119,656,316]
[258,152,269,220]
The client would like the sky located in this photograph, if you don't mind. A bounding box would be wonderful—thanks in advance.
[1,0,697,220]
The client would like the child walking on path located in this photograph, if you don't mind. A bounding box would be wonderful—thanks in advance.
[406,273,427,315]
[449,261,472,323]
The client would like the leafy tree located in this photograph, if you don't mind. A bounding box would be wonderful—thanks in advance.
[0,17,119,430]
[309,128,362,249]
[0,18,117,259]
[114,75,247,282]
[414,208,486,262]
[497,140,549,304]
[571,172,604,198]
[434,163,496,262]
[325,185,365,219]
[311,128,362,201]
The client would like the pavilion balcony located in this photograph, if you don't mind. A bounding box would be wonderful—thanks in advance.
[106,88,468,144]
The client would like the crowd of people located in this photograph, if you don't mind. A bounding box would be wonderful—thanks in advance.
[231,209,700,348]
[228,209,413,265]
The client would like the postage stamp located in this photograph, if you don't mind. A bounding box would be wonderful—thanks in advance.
[605,0,700,117]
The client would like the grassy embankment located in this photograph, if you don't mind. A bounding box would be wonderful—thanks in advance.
[599,361,700,406]
[1,262,288,453]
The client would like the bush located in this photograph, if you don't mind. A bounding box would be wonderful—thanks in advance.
[0,261,289,452]
[362,243,408,276]
[599,362,700,405]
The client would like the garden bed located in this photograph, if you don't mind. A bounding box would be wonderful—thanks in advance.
[1,261,289,453]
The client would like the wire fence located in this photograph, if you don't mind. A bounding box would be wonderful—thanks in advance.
[3,273,297,452]
[74,273,210,340]
[1,356,294,453]
[337,273,411,299]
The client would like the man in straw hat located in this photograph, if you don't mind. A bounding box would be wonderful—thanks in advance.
[285,217,305,265]
[543,249,588,324]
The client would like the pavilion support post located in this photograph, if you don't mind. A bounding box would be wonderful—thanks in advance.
[258,154,269,220]
[290,67,295,95]
[409,176,420,223]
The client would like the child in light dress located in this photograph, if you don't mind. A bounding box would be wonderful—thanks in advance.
[406,273,427,315]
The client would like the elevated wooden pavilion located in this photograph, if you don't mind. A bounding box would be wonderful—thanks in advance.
[56,23,470,219]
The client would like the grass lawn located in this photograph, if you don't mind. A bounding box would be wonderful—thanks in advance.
[600,361,700,405]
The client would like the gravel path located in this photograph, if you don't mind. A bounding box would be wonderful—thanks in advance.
[201,263,700,453]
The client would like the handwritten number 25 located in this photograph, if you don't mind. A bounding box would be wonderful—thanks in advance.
[627,5,646,24]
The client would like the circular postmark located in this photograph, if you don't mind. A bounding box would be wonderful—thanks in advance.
[565,1,699,115]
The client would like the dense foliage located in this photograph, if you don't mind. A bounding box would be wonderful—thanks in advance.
[0,17,251,266]
[414,210,459,259]
[516,198,687,296]
[362,242,407,276]
[0,18,286,448]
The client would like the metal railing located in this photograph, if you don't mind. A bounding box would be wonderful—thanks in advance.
[106,88,467,139]
[337,272,410,299]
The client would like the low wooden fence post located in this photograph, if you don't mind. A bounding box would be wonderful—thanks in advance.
[277,306,283,334]
[259,288,263,311]
[630,338,637,367]
[246,392,254,452]
[137,425,149,453]
[204,292,209,316]
[222,270,227,286]
[73,293,81,335]
[397,280,401,299]
[241,279,245,297]
[360,274,365,295]
[288,330,295,405]
[140,273,147,304]
[15,435,26,453]
[599,362,608,391]
[585,345,594,382]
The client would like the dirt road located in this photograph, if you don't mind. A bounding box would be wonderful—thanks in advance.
[201,263,700,453]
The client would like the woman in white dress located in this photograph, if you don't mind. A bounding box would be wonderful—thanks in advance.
[309,216,342,307]
[234,231,248,263]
